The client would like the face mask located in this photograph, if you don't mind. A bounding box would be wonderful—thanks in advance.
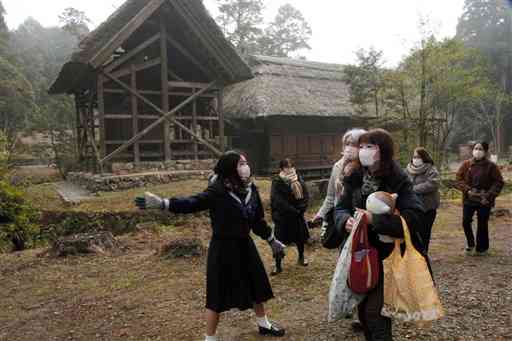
[412,158,424,167]
[473,150,485,160]
[359,148,379,167]
[344,146,358,160]
[238,164,251,180]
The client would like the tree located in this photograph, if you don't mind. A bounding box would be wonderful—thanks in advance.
[0,0,8,55]
[456,0,512,155]
[258,4,312,57]
[58,7,91,39]
[343,48,385,116]
[216,0,264,55]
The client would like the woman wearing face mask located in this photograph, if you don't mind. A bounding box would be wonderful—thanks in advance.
[335,129,427,341]
[455,142,504,256]
[270,158,310,275]
[135,151,286,341]
[313,128,367,224]
[405,147,440,253]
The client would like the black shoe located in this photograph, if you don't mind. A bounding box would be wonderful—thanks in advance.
[258,322,285,337]
[351,320,364,332]
[298,257,309,266]
[270,267,282,276]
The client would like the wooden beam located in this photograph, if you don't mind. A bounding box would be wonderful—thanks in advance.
[168,81,220,90]
[105,114,159,120]
[218,88,225,152]
[104,88,215,98]
[99,72,221,164]
[97,75,106,158]
[105,33,160,73]
[168,69,183,81]
[131,64,140,163]
[90,0,166,68]
[109,58,161,79]
[160,15,171,161]
[166,36,213,79]
[192,88,198,160]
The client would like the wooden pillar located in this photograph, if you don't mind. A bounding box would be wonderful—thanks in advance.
[192,88,198,160]
[160,16,171,160]
[218,88,225,152]
[97,74,106,159]
[131,64,140,163]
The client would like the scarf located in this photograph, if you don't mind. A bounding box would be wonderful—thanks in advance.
[406,162,430,176]
[280,168,304,200]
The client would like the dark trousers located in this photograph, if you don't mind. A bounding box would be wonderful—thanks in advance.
[462,204,491,252]
[421,210,437,253]
[358,267,392,341]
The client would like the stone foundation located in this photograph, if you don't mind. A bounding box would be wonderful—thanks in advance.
[67,160,216,192]
[111,160,216,175]
[67,170,211,192]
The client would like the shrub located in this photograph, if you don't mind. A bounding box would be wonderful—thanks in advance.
[0,180,40,251]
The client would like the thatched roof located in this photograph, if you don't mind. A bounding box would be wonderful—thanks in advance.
[223,55,354,119]
[50,0,252,94]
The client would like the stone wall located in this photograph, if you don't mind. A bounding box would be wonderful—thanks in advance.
[111,160,216,175]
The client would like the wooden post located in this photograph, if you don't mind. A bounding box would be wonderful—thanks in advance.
[97,74,106,158]
[160,16,171,161]
[218,88,225,152]
[192,88,198,160]
[131,64,140,163]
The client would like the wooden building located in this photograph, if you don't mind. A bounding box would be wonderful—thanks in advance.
[223,55,369,177]
[49,0,253,171]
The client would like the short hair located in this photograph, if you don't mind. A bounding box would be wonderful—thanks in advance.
[413,147,434,165]
[279,158,295,169]
[343,128,367,147]
[359,128,395,176]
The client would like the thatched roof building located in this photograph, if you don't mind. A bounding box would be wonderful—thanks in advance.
[224,55,368,176]
[49,0,253,169]
[224,55,352,119]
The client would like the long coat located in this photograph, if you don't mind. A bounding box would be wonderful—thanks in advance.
[168,179,274,313]
[270,175,310,245]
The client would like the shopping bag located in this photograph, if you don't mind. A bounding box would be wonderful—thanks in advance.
[327,223,365,322]
[381,216,444,322]
[348,212,380,294]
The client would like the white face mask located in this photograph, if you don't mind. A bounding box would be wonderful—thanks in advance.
[473,150,485,160]
[359,148,379,167]
[344,146,358,160]
[412,158,424,167]
[238,164,251,180]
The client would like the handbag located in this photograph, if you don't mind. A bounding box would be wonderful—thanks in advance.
[327,223,365,322]
[382,216,444,322]
[347,212,380,294]
[320,207,345,249]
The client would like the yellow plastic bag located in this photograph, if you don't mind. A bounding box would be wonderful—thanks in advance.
[381,216,444,322]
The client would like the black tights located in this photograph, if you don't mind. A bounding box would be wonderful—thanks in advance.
[275,242,305,269]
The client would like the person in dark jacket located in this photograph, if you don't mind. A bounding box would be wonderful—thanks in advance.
[335,129,427,341]
[270,158,310,275]
[405,147,440,253]
[455,141,504,256]
[135,151,286,341]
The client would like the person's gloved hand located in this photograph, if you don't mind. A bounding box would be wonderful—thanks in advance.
[268,237,286,259]
[135,192,165,210]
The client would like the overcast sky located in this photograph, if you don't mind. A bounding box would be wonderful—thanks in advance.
[3,0,465,66]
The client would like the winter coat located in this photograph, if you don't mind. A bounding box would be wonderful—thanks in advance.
[271,175,310,245]
[406,163,441,212]
[335,162,428,259]
[167,179,274,312]
[455,158,504,207]
[316,158,344,219]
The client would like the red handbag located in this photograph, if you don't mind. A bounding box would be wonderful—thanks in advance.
[348,212,380,294]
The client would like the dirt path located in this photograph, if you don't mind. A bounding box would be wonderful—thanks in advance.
[1,199,511,341]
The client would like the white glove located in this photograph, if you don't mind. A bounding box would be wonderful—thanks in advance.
[135,192,166,210]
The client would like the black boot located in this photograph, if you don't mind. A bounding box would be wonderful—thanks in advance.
[271,256,283,276]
